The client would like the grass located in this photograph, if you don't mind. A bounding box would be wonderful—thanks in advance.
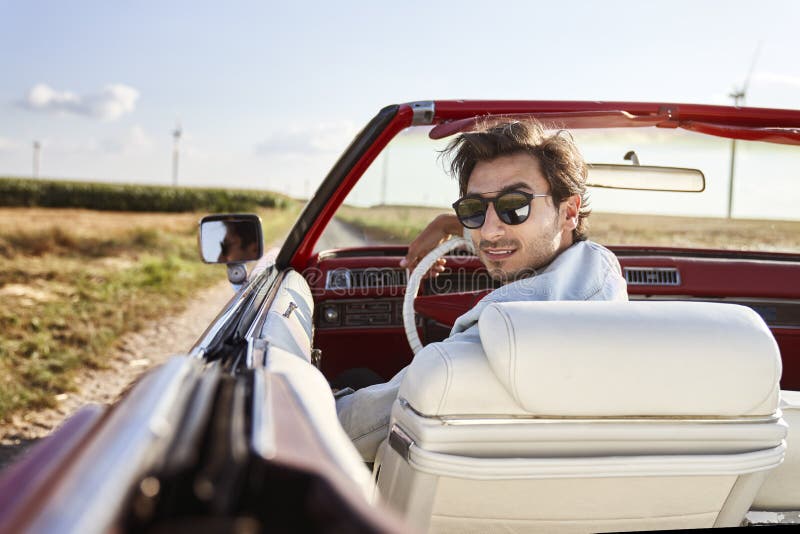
[0,205,299,421]
[589,212,800,252]
[336,204,800,253]
[336,205,447,243]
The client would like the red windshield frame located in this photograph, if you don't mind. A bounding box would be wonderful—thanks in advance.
[431,100,800,128]
[287,100,800,269]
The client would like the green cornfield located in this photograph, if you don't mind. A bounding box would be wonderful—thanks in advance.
[0,177,290,213]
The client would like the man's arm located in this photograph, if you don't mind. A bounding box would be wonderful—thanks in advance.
[336,368,408,462]
[400,214,463,275]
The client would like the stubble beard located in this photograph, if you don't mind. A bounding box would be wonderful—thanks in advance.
[482,215,562,284]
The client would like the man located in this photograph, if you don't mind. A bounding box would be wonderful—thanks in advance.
[337,119,628,462]
[217,220,261,263]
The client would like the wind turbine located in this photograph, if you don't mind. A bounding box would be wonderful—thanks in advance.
[32,140,41,178]
[172,121,182,187]
[727,42,762,218]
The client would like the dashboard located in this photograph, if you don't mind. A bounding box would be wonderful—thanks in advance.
[304,245,800,389]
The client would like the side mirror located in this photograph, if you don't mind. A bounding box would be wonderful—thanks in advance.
[198,214,264,264]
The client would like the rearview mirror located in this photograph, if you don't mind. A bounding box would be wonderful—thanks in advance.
[198,214,264,264]
[586,163,706,192]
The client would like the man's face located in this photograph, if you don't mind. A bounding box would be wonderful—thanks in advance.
[466,152,579,283]
[217,232,258,263]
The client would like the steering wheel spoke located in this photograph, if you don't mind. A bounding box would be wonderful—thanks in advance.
[403,237,475,354]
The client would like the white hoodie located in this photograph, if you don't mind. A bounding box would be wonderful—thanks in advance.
[336,240,628,461]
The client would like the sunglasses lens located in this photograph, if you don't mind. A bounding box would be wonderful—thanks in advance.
[455,197,486,229]
[495,192,530,225]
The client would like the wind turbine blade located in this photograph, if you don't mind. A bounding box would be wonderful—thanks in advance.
[742,41,763,97]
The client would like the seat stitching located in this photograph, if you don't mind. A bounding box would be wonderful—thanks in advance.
[434,344,453,414]
[498,306,519,404]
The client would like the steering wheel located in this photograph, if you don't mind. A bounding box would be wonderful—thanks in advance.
[403,237,475,354]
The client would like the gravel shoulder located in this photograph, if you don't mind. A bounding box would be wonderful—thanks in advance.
[0,278,236,471]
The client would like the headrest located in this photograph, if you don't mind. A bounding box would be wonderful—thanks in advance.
[477,301,781,417]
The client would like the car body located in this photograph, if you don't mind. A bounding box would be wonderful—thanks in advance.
[2,100,800,532]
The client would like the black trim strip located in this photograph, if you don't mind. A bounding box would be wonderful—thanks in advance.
[276,105,401,270]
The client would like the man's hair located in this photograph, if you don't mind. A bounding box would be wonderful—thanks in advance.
[443,119,591,241]
[224,220,260,248]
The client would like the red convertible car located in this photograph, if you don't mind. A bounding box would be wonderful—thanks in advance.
[1,100,799,533]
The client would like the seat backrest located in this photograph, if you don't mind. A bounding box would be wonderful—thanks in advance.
[404,301,781,418]
[376,301,786,533]
[483,300,783,416]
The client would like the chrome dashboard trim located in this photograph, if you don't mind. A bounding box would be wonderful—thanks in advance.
[325,267,407,290]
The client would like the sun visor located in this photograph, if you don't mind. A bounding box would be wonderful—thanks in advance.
[429,110,800,147]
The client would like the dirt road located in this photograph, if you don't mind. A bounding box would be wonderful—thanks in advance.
[316,216,376,250]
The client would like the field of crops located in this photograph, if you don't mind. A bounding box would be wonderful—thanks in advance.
[0,177,290,212]
[337,205,800,253]
[0,204,298,421]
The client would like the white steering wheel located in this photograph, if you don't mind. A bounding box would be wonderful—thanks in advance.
[403,237,475,354]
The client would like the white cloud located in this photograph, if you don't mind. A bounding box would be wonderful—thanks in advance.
[84,84,139,120]
[255,121,358,157]
[20,83,140,120]
[27,84,79,109]
[754,72,800,89]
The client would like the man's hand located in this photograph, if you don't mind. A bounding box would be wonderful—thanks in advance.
[400,214,464,277]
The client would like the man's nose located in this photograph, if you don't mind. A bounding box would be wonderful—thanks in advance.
[480,203,506,241]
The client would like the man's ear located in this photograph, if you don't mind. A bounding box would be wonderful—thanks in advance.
[562,194,581,230]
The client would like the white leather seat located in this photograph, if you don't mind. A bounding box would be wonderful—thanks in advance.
[374,301,787,533]
[752,390,800,511]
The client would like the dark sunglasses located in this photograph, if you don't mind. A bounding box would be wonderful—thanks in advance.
[451,190,550,229]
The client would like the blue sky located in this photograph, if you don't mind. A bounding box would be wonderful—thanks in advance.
[1,0,800,201]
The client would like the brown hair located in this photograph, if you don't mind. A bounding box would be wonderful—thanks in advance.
[443,119,591,241]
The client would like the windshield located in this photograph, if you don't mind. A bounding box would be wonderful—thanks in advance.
[317,125,800,253]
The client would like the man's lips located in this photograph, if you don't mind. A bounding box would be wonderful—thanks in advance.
[482,248,517,260]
